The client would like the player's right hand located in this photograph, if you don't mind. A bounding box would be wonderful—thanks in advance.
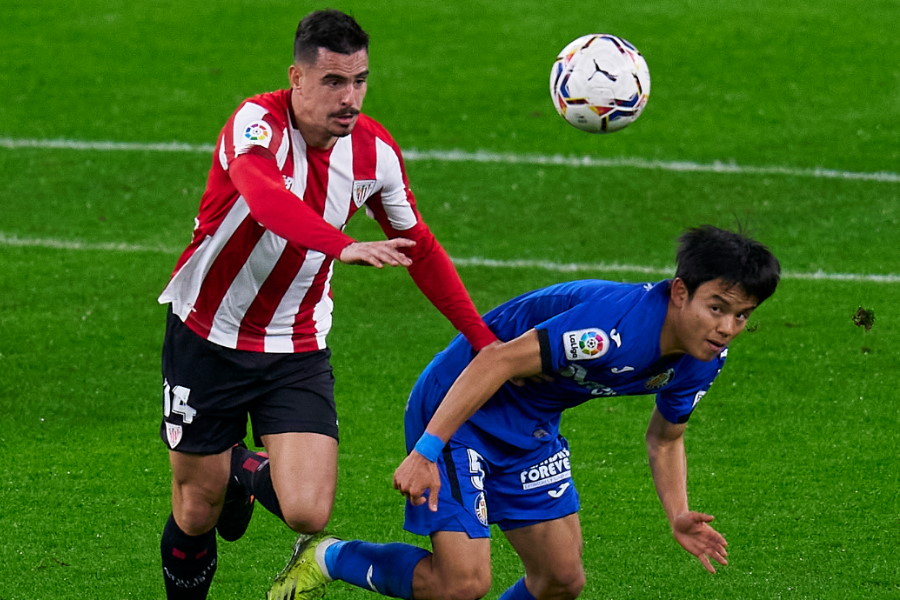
[393,451,441,512]
[339,238,415,268]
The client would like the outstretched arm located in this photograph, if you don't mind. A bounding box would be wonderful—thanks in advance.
[645,407,729,573]
[399,223,497,350]
[230,152,415,268]
[393,330,543,510]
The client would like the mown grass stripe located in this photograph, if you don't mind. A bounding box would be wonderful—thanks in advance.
[1,137,897,183]
[2,233,897,283]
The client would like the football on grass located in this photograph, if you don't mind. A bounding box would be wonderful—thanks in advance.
[549,34,651,133]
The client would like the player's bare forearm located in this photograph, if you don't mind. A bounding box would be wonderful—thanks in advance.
[396,334,542,512]
[646,407,728,573]
[645,408,689,524]
[423,331,543,443]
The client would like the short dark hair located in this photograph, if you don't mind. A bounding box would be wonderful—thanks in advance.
[293,9,369,64]
[675,225,781,303]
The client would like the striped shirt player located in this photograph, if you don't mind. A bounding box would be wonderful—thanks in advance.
[158,11,499,600]
[158,89,495,353]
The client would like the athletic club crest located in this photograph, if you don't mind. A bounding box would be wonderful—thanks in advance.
[352,179,377,207]
[165,422,183,449]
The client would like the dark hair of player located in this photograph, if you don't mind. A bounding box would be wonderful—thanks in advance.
[293,9,369,64]
[675,225,781,303]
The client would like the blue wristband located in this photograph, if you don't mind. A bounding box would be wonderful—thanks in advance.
[413,432,444,462]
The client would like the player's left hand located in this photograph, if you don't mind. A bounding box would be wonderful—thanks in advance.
[672,511,729,573]
[339,238,415,268]
[393,451,441,512]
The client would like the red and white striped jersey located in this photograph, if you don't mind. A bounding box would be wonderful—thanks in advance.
[159,89,463,353]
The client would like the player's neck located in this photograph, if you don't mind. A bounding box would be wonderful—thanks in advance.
[290,93,338,150]
[295,121,338,150]
[658,306,685,357]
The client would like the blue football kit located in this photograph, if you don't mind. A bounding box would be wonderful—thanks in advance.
[320,279,731,599]
[403,279,727,537]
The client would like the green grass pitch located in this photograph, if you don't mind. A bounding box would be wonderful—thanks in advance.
[0,1,897,598]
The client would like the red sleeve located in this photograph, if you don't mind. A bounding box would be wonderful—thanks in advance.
[384,219,497,351]
[229,151,355,259]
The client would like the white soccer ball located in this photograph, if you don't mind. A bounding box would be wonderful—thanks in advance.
[549,34,651,133]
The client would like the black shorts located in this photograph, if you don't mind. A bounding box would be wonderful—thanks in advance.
[159,309,338,454]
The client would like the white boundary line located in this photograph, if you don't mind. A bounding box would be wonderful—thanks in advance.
[2,137,896,282]
[2,233,898,283]
[1,137,898,183]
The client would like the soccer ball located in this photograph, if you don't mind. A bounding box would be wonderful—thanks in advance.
[549,34,651,133]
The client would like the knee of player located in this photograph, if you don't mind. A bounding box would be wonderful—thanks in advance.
[532,566,586,599]
[173,503,220,535]
[439,573,491,600]
[281,504,332,534]
[172,491,225,534]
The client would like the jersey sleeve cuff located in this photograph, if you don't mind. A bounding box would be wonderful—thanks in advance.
[536,327,553,373]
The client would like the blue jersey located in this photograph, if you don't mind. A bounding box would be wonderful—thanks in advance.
[408,279,727,458]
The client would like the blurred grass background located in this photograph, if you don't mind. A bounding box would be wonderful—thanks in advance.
[0,1,897,598]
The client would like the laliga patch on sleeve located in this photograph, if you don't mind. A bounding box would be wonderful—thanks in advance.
[563,328,610,361]
[242,120,272,146]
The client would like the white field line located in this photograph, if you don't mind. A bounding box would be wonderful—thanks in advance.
[2,233,898,283]
[1,137,898,183]
[2,137,896,282]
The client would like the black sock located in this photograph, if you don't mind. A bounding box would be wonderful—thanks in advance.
[161,514,217,599]
[233,445,284,522]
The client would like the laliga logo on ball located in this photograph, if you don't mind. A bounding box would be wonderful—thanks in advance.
[550,34,651,133]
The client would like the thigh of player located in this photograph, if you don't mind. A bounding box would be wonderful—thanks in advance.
[252,349,340,532]
[168,448,232,534]
[502,513,585,596]
[491,436,584,595]
[412,530,492,600]
[262,431,338,532]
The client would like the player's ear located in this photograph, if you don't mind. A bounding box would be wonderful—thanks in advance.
[289,64,302,90]
[670,277,689,308]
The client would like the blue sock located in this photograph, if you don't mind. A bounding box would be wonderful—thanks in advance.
[324,540,429,599]
[499,577,537,600]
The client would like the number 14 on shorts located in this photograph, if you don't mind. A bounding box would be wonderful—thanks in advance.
[163,379,197,424]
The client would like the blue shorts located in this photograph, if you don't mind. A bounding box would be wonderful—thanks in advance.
[403,372,580,538]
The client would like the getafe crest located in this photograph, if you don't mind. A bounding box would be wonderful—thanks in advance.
[474,492,488,526]
[644,367,675,390]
